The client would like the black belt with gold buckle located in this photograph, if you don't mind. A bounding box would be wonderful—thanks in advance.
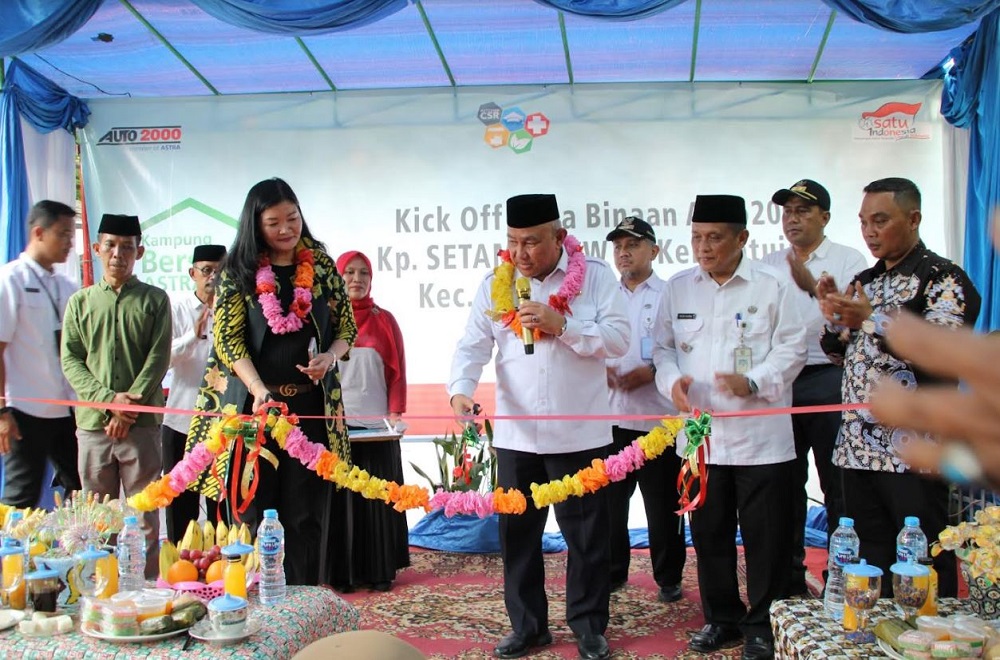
[265,382,315,398]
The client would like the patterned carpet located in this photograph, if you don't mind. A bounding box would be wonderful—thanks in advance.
[339,549,824,659]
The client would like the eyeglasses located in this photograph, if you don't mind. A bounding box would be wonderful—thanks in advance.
[196,266,218,276]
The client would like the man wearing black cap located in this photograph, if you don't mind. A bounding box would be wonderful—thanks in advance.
[653,195,806,660]
[449,194,629,660]
[604,216,686,603]
[61,213,171,577]
[0,200,82,507]
[161,244,226,542]
[761,179,867,597]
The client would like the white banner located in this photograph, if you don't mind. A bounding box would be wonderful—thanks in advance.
[79,81,950,432]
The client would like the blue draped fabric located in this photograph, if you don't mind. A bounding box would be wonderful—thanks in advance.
[820,0,1000,33]
[531,0,689,19]
[0,0,103,58]
[0,59,90,263]
[188,0,408,35]
[942,10,1000,331]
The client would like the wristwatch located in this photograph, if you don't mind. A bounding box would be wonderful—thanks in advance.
[648,363,657,376]
[745,377,759,396]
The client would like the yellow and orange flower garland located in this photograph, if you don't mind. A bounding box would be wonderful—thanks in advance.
[128,403,688,517]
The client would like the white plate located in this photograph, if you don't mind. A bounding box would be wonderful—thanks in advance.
[0,610,26,632]
[81,623,191,643]
[187,618,261,645]
[877,638,906,660]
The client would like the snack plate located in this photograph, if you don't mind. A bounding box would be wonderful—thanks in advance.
[877,638,905,660]
[81,623,191,643]
[0,610,26,632]
[188,618,262,645]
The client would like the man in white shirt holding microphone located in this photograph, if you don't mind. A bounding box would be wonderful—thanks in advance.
[449,193,628,660]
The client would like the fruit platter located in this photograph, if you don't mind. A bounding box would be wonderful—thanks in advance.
[157,519,258,601]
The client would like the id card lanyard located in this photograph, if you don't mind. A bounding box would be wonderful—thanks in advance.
[733,313,752,374]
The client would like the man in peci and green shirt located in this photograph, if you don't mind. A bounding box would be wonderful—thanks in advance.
[61,213,171,578]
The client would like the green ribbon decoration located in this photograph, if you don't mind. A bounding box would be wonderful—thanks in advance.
[682,410,712,458]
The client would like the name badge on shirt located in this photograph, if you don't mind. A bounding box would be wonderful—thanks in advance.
[734,345,752,374]
[677,313,697,320]
[640,336,653,360]
[24,287,39,293]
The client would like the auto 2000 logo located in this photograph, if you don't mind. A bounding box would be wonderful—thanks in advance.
[97,125,182,151]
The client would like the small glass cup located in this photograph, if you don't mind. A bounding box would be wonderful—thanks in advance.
[891,558,930,623]
[26,568,61,613]
[844,559,882,644]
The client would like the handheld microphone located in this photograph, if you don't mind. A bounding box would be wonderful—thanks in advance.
[515,277,534,355]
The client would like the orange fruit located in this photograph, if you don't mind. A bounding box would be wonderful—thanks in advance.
[166,559,199,585]
[204,560,225,584]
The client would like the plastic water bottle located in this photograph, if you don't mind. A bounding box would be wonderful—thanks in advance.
[258,509,286,605]
[824,516,860,620]
[896,516,928,563]
[116,515,146,593]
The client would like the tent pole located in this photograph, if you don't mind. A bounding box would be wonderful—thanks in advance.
[808,10,837,83]
[558,12,574,85]
[689,0,702,82]
[76,141,93,286]
[415,0,455,86]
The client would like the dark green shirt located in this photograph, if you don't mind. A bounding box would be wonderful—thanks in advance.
[61,275,172,431]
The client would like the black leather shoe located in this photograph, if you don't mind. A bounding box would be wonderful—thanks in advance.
[493,630,553,659]
[741,636,774,660]
[658,583,683,603]
[689,624,742,653]
[576,633,610,660]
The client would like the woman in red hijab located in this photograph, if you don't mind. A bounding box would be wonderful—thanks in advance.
[328,250,410,592]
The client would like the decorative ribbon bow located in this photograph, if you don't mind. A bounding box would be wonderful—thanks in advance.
[676,409,712,515]
[222,402,283,523]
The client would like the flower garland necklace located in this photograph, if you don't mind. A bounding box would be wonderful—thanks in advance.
[255,248,315,334]
[488,234,586,338]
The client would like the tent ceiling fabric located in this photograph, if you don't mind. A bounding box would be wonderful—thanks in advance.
[8,0,981,98]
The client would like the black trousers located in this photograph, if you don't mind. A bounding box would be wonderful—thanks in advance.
[1,409,80,508]
[841,467,957,598]
[497,446,610,639]
[690,460,794,640]
[160,426,216,543]
[789,364,844,593]
[233,390,332,586]
[607,426,686,588]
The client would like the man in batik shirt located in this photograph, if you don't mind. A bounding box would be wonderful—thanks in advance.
[817,177,980,599]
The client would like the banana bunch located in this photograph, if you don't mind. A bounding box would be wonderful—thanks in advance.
[178,519,203,552]
[159,539,180,579]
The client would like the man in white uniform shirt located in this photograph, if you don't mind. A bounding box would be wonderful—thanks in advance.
[761,179,868,597]
[450,194,628,660]
[604,216,685,604]
[161,244,225,541]
[653,195,806,660]
[0,200,81,507]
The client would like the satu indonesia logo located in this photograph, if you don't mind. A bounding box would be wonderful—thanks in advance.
[853,102,929,141]
[478,102,550,154]
[97,125,182,151]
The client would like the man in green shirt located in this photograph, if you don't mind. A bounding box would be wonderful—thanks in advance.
[61,213,171,578]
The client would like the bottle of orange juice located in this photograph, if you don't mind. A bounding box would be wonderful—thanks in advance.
[221,543,252,599]
[0,546,26,609]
